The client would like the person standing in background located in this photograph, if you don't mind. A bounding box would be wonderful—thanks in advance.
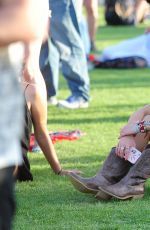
[40,0,90,109]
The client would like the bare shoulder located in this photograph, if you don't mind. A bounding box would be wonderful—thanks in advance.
[22,81,47,104]
[22,82,38,103]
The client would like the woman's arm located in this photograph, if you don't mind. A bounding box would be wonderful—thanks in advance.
[127,104,150,124]
[119,105,150,137]
[27,81,61,174]
[27,81,81,175]
[116,105,150,158]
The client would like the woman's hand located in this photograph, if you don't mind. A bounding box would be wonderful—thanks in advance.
[119,123,137,138]
[116,135,136,159]
[58,169,83,176]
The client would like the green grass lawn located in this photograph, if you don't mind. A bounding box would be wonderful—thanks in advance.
[14,10,150,230]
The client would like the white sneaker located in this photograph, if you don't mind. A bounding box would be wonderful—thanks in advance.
[57,95,89,109]
[48,96,58,106]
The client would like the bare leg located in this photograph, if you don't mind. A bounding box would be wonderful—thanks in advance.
[135,0,150,24]
[83,0,98,50]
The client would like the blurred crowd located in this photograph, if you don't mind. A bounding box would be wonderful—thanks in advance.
[39,0,150,109]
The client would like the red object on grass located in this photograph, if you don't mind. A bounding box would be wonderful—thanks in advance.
[88,54,96,62]
[29,130,85,152]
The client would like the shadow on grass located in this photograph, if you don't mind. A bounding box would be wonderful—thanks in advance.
[57,67,150,92]
[91,70,150,89]
[47,101,146,127]
[31,153,106,166]
[97,25,144,41]
[48,103,140,116]
[47,115,128,125]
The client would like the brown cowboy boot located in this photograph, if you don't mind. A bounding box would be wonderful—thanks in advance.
[69,147,131,200]
[98,148,150,200]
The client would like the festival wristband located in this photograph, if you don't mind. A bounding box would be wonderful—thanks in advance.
[143,120,150,126]
[135,120,150,133]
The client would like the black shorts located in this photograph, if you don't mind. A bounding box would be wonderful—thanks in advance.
[0,167,15,230]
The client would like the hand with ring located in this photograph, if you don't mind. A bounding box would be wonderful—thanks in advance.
[116,145,126,158]
[116,136,136,158]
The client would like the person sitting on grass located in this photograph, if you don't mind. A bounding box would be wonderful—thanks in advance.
[69,104,150,201]
[14,40,81,181]
[88,31,150,69]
